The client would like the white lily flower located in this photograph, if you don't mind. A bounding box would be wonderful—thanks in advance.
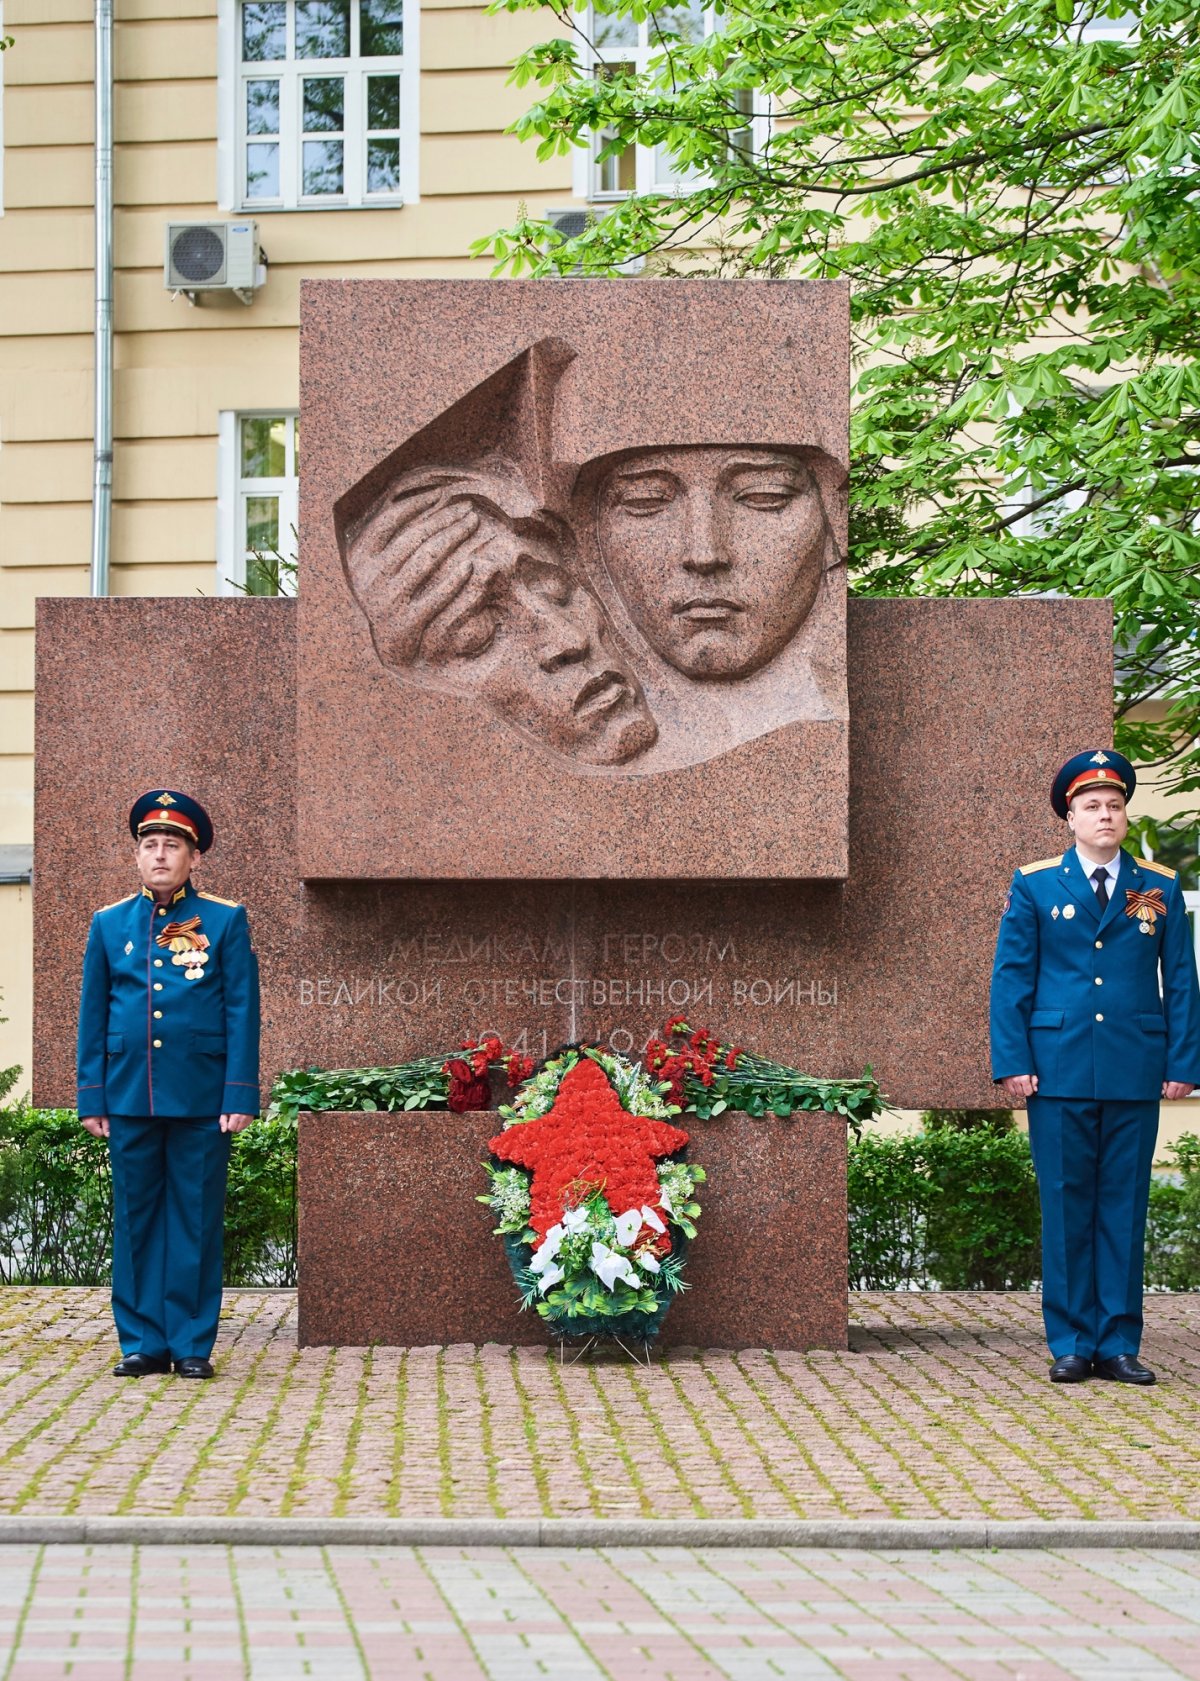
[590,1241,639,1291]
[613,1208,643,1247]
[536,1262,565,1294]
[641,1204,666,1233]
[562,1206,591,1235]
[530,1226,563,1272]
[636,1250,661,1273]
[658,1185,676,1215]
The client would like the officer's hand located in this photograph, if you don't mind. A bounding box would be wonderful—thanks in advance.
[219,1113,255,1133]
[80,1115,110,1139]
[1001,1075,1038,1100]
[1162,1082,1196,1101]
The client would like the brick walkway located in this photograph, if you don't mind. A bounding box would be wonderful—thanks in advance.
[1,1543,1199,1678]
[3,1289,1200,1522]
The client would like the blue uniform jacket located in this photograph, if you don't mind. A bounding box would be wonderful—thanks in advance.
[990,846,1200,1100]
[77,881,261,1118]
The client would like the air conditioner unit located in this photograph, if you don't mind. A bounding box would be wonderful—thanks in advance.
[164,220,265,304]
[545,209,643,276]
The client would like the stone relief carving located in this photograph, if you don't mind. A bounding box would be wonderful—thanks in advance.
[336,338,847,775]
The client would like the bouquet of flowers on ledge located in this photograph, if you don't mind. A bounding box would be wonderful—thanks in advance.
[268,1021,885,1131]
[479,1043,705,1349]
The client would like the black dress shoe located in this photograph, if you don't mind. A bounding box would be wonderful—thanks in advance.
[1049,1354,1092,1383]
[173,1357,214,1379]
[113,1353,171,1378]
[1094,1354,1156,1385]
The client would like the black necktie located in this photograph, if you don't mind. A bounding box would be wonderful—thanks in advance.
[1091,866,1109,910]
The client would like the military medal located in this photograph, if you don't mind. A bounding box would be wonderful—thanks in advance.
[1051,906,1060,920]
[1062,904,1075,919]
[156,915,210,980]
[1125,887,1166,936]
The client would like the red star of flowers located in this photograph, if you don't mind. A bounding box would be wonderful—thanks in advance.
[488,1057,689,1241]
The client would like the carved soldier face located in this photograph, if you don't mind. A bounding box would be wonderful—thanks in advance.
[595,447,828,681]
[346,467,658,767]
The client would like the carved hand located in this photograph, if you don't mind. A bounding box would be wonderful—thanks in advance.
[351,489,483,666]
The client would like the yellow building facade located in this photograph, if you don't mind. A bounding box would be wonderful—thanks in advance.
[0,0,584,1080]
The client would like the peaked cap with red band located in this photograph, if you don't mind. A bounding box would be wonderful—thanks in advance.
[1050,750,1136,820]
[128,788,214,853]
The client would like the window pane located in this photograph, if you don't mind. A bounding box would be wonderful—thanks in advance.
[246,142,280,199]
[367,74,400,129]
[653,143,700,187]
[303,76,345,131]
[361,0,404,56]
[245,495,280,552]
[241,417,288,478]
[593,7,637,47]
[303,138,345,193]
[242,0,286,60]
[367,136,400,192]
[246,79,280,135]
[728,85,754,158]
[597,136,636,194]
[295,0,349,58]
[649,0,706,43]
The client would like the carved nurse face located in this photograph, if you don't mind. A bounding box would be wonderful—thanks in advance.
[346,470,658,767]
[595,446,828,681]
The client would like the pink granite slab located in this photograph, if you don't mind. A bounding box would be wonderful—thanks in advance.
[298,280,851,879]
[296,1108,847,1350]
[34,595,1110,1114]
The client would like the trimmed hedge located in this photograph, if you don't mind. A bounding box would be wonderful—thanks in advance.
[0,1105,296,1287]
[1,1103,1198,1293]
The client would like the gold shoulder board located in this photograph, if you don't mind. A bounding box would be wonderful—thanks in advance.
[1135,857,1177,880]
[1019,855,1062,876]
[198,891,242,907]
[97,893,138,913]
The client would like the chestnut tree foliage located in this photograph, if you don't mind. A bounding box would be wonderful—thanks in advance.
[475,0,1200,825]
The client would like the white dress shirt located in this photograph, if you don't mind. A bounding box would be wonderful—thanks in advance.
[1074,847,1120,898]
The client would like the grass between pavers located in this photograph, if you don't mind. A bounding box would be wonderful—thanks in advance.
[0,1290,1199,1522]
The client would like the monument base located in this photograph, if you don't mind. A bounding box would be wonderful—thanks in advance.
[297,1109,848,1350]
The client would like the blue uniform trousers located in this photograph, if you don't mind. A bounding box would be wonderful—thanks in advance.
[107,1115,231,1361]
[1026,1095,1158,1361]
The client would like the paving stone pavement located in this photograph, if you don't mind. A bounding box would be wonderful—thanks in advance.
[3,1289,1200,1522]
[1,1543,1199,1679]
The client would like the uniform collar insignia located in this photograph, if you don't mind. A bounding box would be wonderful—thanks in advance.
[140,883,189,904]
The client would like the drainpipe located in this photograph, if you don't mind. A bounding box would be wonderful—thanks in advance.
[90,0,114,596]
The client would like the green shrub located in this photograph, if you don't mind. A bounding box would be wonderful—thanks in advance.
[223,1116,297,1286]
[848,1125,1041,1290]
[1145,1134,1200,1292]
[0,1103,297,1287]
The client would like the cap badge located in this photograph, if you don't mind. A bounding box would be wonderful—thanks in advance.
[1090,751,1110,765]
[155,792,176,805]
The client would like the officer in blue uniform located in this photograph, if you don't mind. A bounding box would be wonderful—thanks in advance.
[991,750,1200,1384]
[77,790,260,1379]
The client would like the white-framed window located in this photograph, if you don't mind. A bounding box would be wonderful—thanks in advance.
[217,411,299,595]
[576,1,766,202]
[218,0,418,211]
